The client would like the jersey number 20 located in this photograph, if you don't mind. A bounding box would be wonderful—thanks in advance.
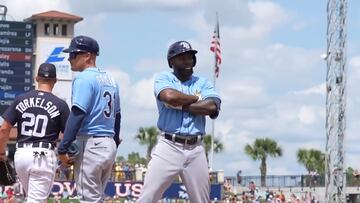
[21,113,48,137]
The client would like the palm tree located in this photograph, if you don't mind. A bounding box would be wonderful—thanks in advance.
[116,155,126,163]
[127,152,148,167]
[135,126,159,161]
[244,138,283,187]
[297,148,325,174]
[203,134,224,163]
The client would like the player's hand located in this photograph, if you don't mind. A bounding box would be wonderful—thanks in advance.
[58,154,74,167]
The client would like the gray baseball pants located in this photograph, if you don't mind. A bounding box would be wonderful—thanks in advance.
[137,136,210,203]
[74,135,117,203]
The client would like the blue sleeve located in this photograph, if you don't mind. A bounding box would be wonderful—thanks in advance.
[57,106,85,155]
[154,72,173,99]
[115,83,121,113]
[113,112,121,147]
[60,101,70,133]
[201,79,221,100]
[72,77,93,113]
[206,97,221,119]
[113,83,121,147]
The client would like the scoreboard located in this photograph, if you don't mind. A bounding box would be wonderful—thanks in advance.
[0,21,34,115]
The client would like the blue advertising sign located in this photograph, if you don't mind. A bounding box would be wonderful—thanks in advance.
[49,181,223,200]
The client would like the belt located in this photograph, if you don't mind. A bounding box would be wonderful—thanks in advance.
[16,142,55,150]
[92,136,112,138]
[163,133,203,145]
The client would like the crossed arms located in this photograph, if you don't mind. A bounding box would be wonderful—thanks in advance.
[159,88,220,118]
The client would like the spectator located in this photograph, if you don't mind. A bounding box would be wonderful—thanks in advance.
[0,189,6,203]
[249,181,256,195]
[115,163,123,181]
[237,170,242,185]
[6,188,14,203]
[278,190,285,203]
[309,170,318,187]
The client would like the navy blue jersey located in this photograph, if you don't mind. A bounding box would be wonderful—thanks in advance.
[2,90,70,144]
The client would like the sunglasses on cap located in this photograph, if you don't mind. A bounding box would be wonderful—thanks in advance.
[68,52,88,60]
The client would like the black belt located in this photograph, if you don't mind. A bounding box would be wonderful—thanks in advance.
[92,136,112,138]
[164,133,203,145]
[16,142,55,150]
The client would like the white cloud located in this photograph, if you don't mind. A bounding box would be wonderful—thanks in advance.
[128,76,156,110]
[248,1,292,36]
[107,67,156,112]
[203,0,253,27]
[107,67,131,96]
[298,106,316,125]
[2,0,70,21]
[293,83,326,96]
[219,78,269,109]
[69,0,199,14]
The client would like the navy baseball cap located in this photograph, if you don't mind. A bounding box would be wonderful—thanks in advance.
[167,41,197,67]
[63,35,99,56]
[37,63,56,79]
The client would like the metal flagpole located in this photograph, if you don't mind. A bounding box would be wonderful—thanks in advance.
[210,59,216,171]
[210,12,219,171]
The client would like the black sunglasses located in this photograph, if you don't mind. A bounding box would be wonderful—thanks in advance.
[69,52,87,60]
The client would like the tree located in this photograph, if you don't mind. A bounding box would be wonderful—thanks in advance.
[203,134,224,163]
[346,167,360,187]
[296,148,325,175]
[127,152,147,167]
[135,126,159,161]
[116,155,126,163]
[244,138,283,187]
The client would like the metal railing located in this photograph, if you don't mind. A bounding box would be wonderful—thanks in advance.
[55,169,222,183]
[226,174,360,188]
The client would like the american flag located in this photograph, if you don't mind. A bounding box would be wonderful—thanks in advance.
[210,19,221,78]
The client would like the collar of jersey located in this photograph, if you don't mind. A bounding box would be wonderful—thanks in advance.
[172,73,194,84]
[84,67,101,72]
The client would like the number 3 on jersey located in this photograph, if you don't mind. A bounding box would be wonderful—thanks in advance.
[103,90,115,118]
[21,113,48,137]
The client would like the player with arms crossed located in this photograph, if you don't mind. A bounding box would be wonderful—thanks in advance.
[57,35,121,202]
[137,41,221,203]
[0,63,70,202]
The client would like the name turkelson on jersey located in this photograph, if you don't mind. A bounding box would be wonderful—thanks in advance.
[15,97,60,118]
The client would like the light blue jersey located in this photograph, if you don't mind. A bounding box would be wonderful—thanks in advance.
[72,67,120,136]
[154,71,221,136]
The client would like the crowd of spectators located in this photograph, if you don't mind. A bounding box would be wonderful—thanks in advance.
[222,180,320,203]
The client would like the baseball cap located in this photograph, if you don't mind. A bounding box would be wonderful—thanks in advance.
[63,35,99,55]
[38,63,56,79]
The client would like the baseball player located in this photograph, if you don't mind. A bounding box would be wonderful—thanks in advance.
[0,63,70,202]
[137,41,221,203]
[57,35,121,202]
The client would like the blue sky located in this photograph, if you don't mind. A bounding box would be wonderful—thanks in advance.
[3,0,360,177]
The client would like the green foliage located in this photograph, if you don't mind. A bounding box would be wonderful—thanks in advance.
[296,148,325,174]
[244,138,283,161]
[203,134,224,162]
[244,137,283,186]
[126,152,147,167]
[116,155,126,163]
[134,126,159,160]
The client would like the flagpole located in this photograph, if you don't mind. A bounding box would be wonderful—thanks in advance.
[210,12,219,171]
